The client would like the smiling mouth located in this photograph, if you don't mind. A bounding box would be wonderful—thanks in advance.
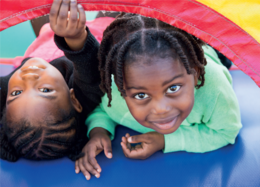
[150,116,178,130]
[22,66,42,71]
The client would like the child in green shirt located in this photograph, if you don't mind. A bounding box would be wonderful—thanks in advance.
[75,13,242,180]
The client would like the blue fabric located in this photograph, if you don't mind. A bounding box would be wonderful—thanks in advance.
[0,65,259,187]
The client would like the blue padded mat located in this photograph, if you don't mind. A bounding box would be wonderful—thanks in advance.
[0,66,259,187]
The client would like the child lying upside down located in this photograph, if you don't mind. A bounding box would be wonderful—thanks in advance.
[75,13,242,180]
[0,0,103,161]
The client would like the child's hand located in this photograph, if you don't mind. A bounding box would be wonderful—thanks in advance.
[50,0,87,51]
[75,127,112,180]
[121,132,165,160]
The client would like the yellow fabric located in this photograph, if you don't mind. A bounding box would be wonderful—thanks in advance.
[196,0,260,43]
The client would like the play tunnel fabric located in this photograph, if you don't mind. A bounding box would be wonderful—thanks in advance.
[0,0,260,87]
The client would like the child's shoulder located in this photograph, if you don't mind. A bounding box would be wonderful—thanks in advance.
[202,45,233,90]
[190,46,236,122]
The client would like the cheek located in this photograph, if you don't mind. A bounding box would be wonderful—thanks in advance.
[124,97,148,123]
[177,89,195,116]
[8,72,21,87]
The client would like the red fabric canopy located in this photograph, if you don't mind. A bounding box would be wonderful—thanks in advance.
[1,0,260,87]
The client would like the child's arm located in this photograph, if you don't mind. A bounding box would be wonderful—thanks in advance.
[50,0,103,116]
[50,0,87,51]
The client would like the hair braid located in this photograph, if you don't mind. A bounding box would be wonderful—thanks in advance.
[0,107,87,161]
[157,30,193,74]
[16,129,40,155]
[103,43,121,106]
[0,127,18,161]
[116,32,141,97]
[169,31,205,87]
[98,17,139,92]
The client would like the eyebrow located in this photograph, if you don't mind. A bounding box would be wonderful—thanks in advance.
[126,86,148,90]
[39,95,57,100]
[162,74,184,86]
[7,95,57,105]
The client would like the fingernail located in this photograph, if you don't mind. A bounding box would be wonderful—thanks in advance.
[85,176,89,180]
[107,153,112,158]
[78,4,82,8]
[70,0,76,2]
[75,169,78,173]
[128,137,132,142]
[95,174,99,178]
[97,168,101,172]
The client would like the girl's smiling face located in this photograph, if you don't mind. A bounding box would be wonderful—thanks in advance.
[123,55,198,134]
[6,57,81,125]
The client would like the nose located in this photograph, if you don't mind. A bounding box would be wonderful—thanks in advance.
[151,97,172,114]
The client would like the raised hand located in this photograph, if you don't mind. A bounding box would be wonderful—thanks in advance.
[75,127,112,180]
[49,0,87,50]
[121,132,165,160]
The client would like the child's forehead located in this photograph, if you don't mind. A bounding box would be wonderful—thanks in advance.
[126,54,181,69]
[6,108,72,131]
[124,56,185,84]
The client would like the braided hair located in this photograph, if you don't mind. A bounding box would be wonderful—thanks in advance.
[99,13,207,107]
[0,107,87,161]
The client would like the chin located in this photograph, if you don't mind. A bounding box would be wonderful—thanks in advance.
[155,127,178,135]
[142,122,179,135]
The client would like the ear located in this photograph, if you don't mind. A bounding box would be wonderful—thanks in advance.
[69,89,83,113]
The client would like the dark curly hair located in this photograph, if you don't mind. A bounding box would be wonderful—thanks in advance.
[98,13,207,107]
[0,107,87,162]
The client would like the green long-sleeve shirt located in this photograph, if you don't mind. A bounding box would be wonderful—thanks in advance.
[86,46,242,153]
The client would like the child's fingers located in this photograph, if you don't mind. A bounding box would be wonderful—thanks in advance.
[122,136,132,150]
[67,0,78,30]
[121,136,127,143]
[82,157,100,178]
[121,141,148,159]
[77,4,86,29]
[75,159,80,174]
[127,134,149,144]
[125,133,132,150]
[78,158,91,180]
[87,151,102,173]
[49,0,62,27]
[101,138,113,159]
[57,0,70,28]
[121,142,131,157]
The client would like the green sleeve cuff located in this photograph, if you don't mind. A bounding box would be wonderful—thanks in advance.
[86,119,116,140]
[85,106,117,140]
[163,128,184,153]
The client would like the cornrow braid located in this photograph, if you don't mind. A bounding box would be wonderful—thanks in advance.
[0,107,87,161]
[116,32,141,95]
[98,13,207,106]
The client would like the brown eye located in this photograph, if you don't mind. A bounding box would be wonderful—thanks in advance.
[134,93,149,100]
[39,88,53,93]
[11,90,22,96]
[166,85,181,94]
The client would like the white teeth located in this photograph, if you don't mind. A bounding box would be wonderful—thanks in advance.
[29,66,40,69]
